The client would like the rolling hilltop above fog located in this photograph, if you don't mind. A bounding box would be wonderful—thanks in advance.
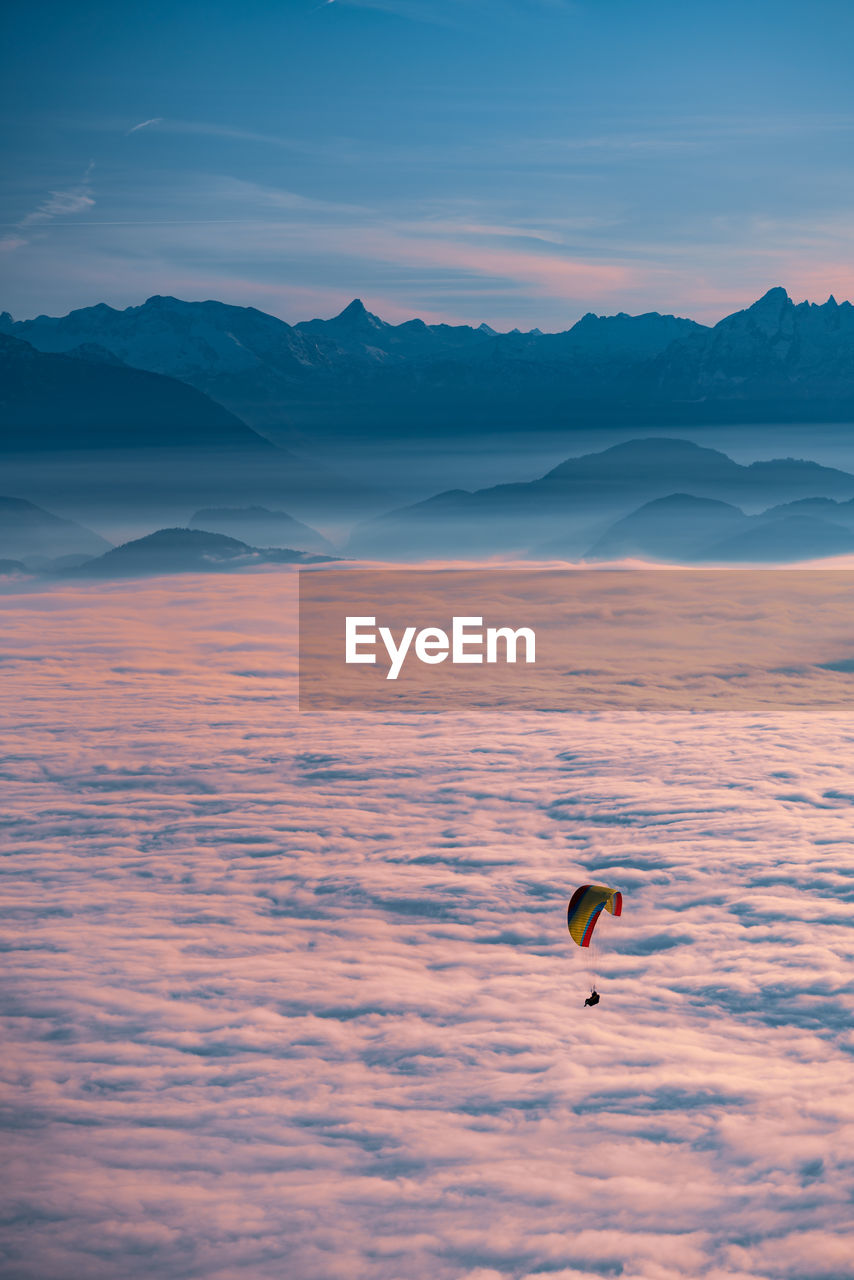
[67,528,335,577]
[5,287,854,440]
[348,437,854,562]
[582,494,854,564]
[0,507,336,577]
[5,437,854,573]
[188,506,335,555]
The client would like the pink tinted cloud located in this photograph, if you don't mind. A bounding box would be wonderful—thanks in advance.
[345,226,635,301]
[1,568,853,1278]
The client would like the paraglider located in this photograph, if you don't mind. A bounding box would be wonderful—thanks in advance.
[566,884,622,1007]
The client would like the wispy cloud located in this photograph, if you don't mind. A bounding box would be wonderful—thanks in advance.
[8,165,854,327]
[126,117,163,134]
[151,118,303,150]
[6,163,96,250]
[341,225,635,300]
[20,187,96,226]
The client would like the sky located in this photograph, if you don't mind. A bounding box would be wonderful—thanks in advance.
[3,0,854,329]
[2,568,853,1279]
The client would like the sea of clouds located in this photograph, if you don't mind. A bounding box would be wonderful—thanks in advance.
[1,569,853,1280]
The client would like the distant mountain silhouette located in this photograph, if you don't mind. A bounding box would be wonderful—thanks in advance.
[189,506,335,553]
[71,527,337,576]
[297,297,501,362]
[540,309,705,359]
[6,286,854,436]
[347,438,854,560]
[0,294,703,436]
[0,494,111,566]
[650,287,854,413]
[0,333,272,450]
[581,494,747,562]
[755,495,854,530]
[700,515,854,563]
[577,492,854,564]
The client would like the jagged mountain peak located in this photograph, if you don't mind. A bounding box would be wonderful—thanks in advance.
[752,285,791,307]
[332,298,385,329]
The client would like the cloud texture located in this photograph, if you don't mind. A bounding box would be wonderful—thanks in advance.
[1,570,853,1279]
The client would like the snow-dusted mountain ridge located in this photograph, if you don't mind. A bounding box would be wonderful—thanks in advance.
[5,288,854,436]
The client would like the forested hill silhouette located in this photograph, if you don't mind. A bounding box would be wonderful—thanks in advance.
[4,288,854,437]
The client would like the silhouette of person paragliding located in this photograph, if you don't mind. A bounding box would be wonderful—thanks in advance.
[567,885,622,1010]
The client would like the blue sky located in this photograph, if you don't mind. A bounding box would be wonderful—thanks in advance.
[3,0,854,327]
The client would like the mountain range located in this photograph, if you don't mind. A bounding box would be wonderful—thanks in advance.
[346,437,854,560]
[5,287,854,440]
[6,439,854,571]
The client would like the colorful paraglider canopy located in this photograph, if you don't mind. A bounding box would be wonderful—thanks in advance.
[567,884,622,948]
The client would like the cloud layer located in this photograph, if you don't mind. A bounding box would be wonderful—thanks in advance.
[1,569,853,1279]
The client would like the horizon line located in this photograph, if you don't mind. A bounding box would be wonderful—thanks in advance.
[5,283,852,336]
